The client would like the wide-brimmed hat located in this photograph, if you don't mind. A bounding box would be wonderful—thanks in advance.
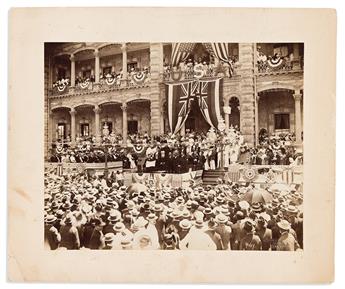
[243,219,255,232]
[147,213,158,222]
[45,214,57,224]
[251,203,263,213]
[113,222,125,232]
[51,201,60,210]
[216,196,224,204]
[104,233,115,243]
[74,211,87,224]
[194,219,204,228]
[62,202,72,210]
[108,210,121,223]
[181,210,190,219]
[179,219,192,230]
[121,236,133,248]
[284,205,299,215]
[238,200,250,210]
[215,213,228,224]
[106,198,119,209]
[258,212,271,222]
[126,200,136,210]
[219,205,230,216]
[55,209,64,220]
[176,196,184,204]
[131,209,140,217]
[153,203,163,212]
[203,207,213,216]
[170,210,182,219]
[277,219,291,231]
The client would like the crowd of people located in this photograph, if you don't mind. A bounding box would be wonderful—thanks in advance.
[49,127,303,172]
[44,167,303,251]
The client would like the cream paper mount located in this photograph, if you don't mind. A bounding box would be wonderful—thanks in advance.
[8,7,336,283]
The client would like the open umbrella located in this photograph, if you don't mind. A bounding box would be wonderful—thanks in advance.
[267,183,293,196]
[126,183,148,198]
[241,187,273,204]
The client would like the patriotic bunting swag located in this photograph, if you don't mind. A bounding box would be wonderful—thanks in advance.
[166,78,225,134]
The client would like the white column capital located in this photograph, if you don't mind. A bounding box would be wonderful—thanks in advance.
[293,93,302,102]
[70,54,75,62]
[94,49,99,57]
[121,43,127,52]
[70,108,76,115]
[93,105,101,114]
[121,103,128,111]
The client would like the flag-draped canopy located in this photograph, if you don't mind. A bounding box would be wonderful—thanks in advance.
[170,42,234,76]
[167,43,235,134]
[165,78,224,134]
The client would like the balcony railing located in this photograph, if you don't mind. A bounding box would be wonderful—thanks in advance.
[163,62,240,82]
[256,56,303,75]
[50,72,151,97]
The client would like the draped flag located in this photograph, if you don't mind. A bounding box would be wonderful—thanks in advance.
[166,80,197,134]
[203,43,234,77]
[197,78,224,130]
[171,43,196,67]
[166,78,224,134]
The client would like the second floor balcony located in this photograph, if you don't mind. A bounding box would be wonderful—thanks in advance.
[50,70,152,97]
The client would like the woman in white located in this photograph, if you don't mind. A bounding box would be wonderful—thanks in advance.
[127,152,137,170]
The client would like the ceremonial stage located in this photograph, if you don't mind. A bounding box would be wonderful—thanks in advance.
[45,161,302,188]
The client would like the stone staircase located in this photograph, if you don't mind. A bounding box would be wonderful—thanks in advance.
[202,169,227,185]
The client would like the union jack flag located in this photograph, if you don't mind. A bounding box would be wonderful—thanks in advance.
[166,78,224,134]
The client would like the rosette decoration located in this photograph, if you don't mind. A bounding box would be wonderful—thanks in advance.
[243,167,258,182]
[267,56,284,70]
[131,144,147,156]
[53,78,69,93]
[265,169,277,183]
[104,73,116,86]
[79,78,90,89]
[170,68,182,81]
[131,71,147,85]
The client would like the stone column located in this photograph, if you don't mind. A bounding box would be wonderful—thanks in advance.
[70,108,76,146]
[238,43,256,146]
[293,92,303,144]
[121,103,128,144]
[149,43,164,136]
[223,104,230,133]
[94,49,100,83]
[160,111,165,134]
[121,43,128,79]
[70,54,75,87]
[48,111,54,144]
[293,43,301,70]
[94,105,101,144]
[255,94,260,146]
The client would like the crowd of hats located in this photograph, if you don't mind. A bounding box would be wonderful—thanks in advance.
[44,166,303,250]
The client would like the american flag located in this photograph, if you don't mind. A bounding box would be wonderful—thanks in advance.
[203,43,234,77]
[171,43,196,67]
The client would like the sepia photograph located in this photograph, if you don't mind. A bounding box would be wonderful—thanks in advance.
[7,6,336,283]
[44,42,304,251]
